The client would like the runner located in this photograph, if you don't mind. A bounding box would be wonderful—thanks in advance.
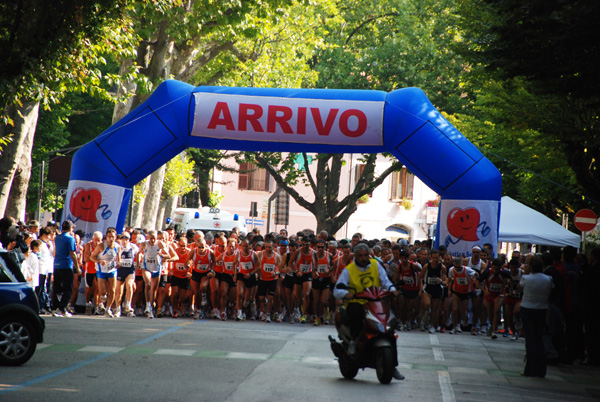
[420,249,447,333]
[170,234,192,318]
[275,239,291,322]
[256,240,281,323]
[293,237,314,323]
[115,232,139,317]
[210,234,226,318]
[216,237,238,320]
[312,239,333,326]
[448,256,477,334]
[83,231,102,314]
[90,227,121,318]
[504,257,523,340]
[236,239,258,321]
[394,249,421,330]
[186,238,215,319]
[138,230,171,318]
[464,245,488,334]
[478,258,510,339]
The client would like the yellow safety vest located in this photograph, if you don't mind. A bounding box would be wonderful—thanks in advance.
[345,259,380,306]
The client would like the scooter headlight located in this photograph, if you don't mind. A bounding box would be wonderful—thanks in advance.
[365,310,386,333]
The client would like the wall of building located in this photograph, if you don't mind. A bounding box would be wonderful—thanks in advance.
[210,152,439,242]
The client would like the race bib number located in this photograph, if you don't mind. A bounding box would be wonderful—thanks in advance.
[299,264,311,273]
[176,263,187,271]
[490,283,503,293]
[224,262,234,272]
[317,264,328,273]
[402,276,414,285]
[427,277,439,285]
[196,263,209,272]
[456,277,468,286]
[263,264,276,273]
[145,257,157,265]
[240,262,253,272]
[120,258,133,268]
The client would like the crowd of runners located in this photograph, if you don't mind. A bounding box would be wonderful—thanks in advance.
[2,216,600,364]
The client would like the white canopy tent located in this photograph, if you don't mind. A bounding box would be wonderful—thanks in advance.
[499,196,581,248]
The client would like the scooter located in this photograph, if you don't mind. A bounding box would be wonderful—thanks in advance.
[328,285,400,384]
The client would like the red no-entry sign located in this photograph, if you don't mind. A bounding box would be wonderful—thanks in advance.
[574,209,598,232]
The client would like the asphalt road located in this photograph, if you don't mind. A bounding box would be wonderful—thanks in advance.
[1,314,599,402]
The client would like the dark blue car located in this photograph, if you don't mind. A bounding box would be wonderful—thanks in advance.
[0,250,45,365]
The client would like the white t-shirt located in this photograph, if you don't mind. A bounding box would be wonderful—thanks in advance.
[38,240,53,275]
[22,253,40,288]
[520,272,553,309]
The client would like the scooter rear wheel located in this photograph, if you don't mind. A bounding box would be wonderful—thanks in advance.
[375,346,394,384]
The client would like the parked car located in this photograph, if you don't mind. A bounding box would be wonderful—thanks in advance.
[0,250,45,366]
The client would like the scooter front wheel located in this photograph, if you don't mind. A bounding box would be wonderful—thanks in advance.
[375,346,394,384]
[339,357,359,379]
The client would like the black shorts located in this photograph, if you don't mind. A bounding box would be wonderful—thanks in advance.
[312,277,331,291]
[401,289,419,299]
[237,273,257,288]
[191,270,209,282]
[135,274,143,282]
[85,273,96,287]
[159,274,169,288]
[257,280,277,297]
[171,276,190,290]
[117,267,135,282]
[294,273,312,285]
[217,272,235,287]
[282,274,295,290]
[453,291,471,301]
[424,284,443,299]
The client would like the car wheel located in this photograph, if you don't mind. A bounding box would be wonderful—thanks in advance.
[0,316,38,366]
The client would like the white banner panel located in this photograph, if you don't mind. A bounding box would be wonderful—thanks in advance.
[63,180,125,242]
[439,199,499,257]
[191,93,384,146]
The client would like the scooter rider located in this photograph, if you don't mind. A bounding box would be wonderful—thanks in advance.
[333,243,404,380]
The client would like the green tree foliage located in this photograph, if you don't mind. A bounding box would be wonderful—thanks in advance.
[455,0,600,216]
[162,154,196,200]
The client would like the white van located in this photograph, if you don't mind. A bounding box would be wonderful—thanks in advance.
[170,207,247,235]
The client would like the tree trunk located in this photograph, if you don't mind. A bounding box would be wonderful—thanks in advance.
[164,195,179,224]
[141,165,166,230]
[131,178,149,229]
[0,101,40,217]
[156,197,167,230]
[5,119,36,220]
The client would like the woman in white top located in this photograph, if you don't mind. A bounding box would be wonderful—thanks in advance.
[519,255,553,378]
[91,227,121,317]
[22,240,41,289]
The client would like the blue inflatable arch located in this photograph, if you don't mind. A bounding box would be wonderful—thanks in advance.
[65,80,502,255]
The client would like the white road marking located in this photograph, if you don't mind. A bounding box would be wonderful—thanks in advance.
[226,352,270,360]
[429,334,439,345]
[154,348,196,356]
[79,346,124,353]
[438,371,456,402]
[433,347,444,361]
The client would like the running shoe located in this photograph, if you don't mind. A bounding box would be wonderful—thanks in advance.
[52,310,64,317]
[236,310,244,321]
[259,311,264,321]
[265,314,271,323]
[456,326,462,333]
[449,328,457,334]
[429,326,435,334]
[63,310,72,318]
[491,332,498,340]
[156,310,164,318]
[221,311,227,321]
[127,310,135,317]
[148,310,154,319]
[300,315,307,324]
[511,333,519,341]
[313,317,321,326]
[440,326,446,333]
[105,309,114,318]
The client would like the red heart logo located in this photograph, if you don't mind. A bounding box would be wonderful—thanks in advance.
[447,207,480,241]
[70,188,102,223]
